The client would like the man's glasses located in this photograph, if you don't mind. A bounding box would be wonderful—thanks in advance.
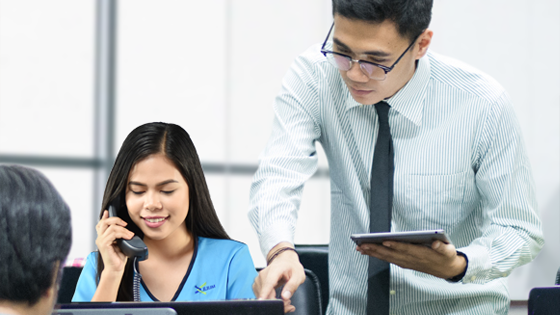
[320,23,421,81]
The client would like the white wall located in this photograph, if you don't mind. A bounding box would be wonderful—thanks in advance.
[0,0,557,301]
[0,0,96,261]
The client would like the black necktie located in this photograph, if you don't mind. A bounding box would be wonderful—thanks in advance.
[367,101,393,315]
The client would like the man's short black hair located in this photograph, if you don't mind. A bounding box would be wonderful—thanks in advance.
[0,165,72,305]
[332,0,433,41]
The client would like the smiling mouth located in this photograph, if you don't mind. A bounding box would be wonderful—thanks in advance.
[145,218,165,223]
[142,216,169,223]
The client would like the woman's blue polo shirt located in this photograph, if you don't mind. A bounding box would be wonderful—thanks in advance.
[72,237,257,301]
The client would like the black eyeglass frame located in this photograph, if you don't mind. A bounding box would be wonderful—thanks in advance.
[320,23,422,80]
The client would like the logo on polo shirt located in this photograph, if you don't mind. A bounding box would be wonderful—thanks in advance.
[194,282,216,295]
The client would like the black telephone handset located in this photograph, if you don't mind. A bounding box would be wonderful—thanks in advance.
[108,202,148,262]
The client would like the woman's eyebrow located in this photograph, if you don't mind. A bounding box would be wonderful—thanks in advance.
[333,37,392,58]
[128,179,179,187]
[155,179,179,186]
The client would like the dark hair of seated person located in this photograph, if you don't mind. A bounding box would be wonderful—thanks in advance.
[0,165,72,314]
[97,122,230,301]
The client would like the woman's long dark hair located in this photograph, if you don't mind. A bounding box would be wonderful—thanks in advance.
[95,122,229,301]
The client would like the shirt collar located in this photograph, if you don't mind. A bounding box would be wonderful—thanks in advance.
[344,53,431,127]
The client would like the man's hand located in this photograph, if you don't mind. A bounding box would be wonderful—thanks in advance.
[357,240,467,279]
[253,242,306,313]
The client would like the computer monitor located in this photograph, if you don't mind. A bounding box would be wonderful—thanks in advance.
[57,300,284,315]
[53,307,177,315]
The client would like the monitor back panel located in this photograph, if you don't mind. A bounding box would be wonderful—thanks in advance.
[54,307,177,315]
[58,300,284,315]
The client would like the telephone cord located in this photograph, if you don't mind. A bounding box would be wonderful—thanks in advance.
[133,256,142,302]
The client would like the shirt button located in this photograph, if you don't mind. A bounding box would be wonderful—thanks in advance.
[471,276,476,281]
[390,290,396,295]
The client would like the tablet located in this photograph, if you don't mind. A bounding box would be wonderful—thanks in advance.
[351,230,450,247]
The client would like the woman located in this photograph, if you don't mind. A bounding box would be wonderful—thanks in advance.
[72,122,257,302]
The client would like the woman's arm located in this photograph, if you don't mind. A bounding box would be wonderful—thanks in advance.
[75,210,135,301]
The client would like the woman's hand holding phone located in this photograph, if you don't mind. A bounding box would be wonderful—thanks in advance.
[95,210,134,274]
[91,210,135,301]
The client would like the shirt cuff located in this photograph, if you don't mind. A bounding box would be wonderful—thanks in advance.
[446,251,468,282]
[456,244,492,284]
[258,222,295,257]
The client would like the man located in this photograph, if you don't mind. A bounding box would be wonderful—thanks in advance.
[0,165,72,315]
[249,0,544,314]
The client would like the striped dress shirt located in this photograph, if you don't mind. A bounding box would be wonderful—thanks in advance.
[248,43,544,314]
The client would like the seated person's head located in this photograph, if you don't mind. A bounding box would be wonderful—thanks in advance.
[100,122,229,300]
[0,165,72,315]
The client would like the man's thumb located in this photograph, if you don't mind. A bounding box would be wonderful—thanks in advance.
[281,275,303,300]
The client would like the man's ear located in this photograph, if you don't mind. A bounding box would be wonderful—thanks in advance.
[415,29,433,60]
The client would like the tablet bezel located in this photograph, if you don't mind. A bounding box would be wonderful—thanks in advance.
[351,230,450,247]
